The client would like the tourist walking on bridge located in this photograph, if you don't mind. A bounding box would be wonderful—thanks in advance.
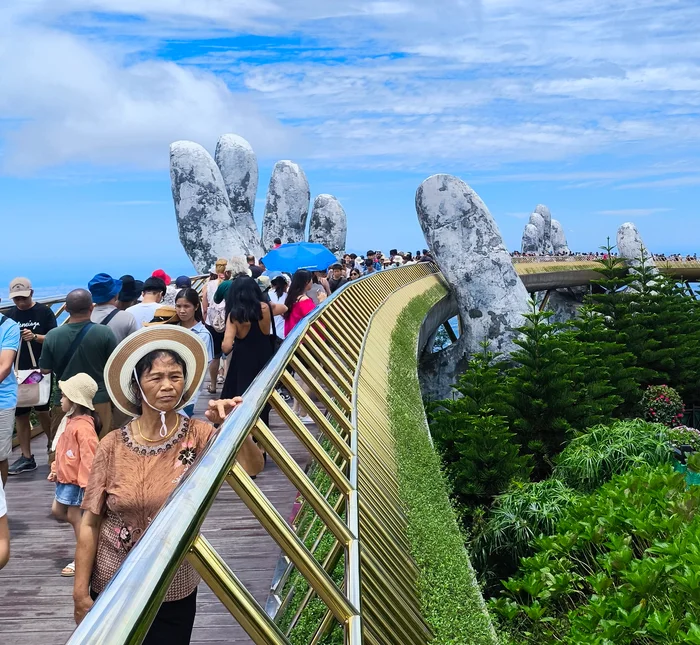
[116,275,143,311]
[88,274,138,343]
[39,290,117,439]
[0,308,20,485]
[174,288,214,417]
[202,259,229,395]
[284,270,316,423]
[5,277,57,476]
[222,277,286,427]
[128,276,167,328]
[73,327,262,641]
[48,373,100,577]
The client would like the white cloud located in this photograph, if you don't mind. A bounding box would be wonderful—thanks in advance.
[2,0,700,174]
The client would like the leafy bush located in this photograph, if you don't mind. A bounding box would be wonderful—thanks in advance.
[490,465,700,644]
[554,419,671,492]
[642,384,684,427]
[472,478,580,588]
[669,425,700,451]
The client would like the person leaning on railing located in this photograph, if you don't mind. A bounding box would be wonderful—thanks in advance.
[72,326,263,643]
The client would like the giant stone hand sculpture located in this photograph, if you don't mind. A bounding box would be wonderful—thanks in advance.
[214,134,265,259]
[550,219,570,254]
[170,141,253,273]
[308,194,347,256]
[416,174,529,399]
[521,223,541,254]
[262,161,311,251]
[171,135,347,272]
[534,204,552,252]
[617,222,656,271]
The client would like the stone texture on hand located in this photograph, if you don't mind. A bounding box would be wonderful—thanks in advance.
[308,194,347,256]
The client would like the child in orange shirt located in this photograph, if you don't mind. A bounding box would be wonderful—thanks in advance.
[47,373,100,577]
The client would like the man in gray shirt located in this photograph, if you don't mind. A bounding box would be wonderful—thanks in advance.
[87,274,138,343]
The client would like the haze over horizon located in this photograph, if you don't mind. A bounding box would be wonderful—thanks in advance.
[1,1,699,293]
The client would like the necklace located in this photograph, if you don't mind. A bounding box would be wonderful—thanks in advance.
[135,416,180,444]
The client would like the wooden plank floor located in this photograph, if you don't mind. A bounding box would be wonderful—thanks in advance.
[0,377,310,644]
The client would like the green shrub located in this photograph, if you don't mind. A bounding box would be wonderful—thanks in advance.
[472,478,581,589]
[490,464,700,644]
[669,425,700,452]
[554,419,671,492]
[389,287,497,644]
[642,384,684,427]
[429,344,532,525]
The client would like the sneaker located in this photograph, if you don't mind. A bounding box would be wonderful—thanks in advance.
[299,415,314,425]
[8,454,37,475]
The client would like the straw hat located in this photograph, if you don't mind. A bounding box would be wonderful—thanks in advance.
[59,373,98,410]
[144,305,178,326]
[104,326,208,416]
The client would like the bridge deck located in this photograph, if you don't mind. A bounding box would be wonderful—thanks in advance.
[0,377,308,644]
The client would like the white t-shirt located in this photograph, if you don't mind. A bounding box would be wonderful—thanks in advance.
[181,322,213,414]
[128,302,161,328]
[0,478,6,518]
[269,291,287,339]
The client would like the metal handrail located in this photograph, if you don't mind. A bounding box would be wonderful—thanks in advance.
[66,262,441,645]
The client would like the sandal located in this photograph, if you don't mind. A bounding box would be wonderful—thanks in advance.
[61,561,75,577]
[207,384,217,395]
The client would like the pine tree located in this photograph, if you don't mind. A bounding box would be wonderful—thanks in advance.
[586,242,700,407]
[429,344,532,524]
[507,302,583,478]
[568,306,642,419]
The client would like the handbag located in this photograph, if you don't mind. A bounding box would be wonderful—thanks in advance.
[15,340,51,408]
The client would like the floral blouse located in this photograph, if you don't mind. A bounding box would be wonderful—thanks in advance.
[81,417,215,601]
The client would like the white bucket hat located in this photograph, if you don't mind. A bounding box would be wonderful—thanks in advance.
[104,326,208,417]
[58,373,98,410]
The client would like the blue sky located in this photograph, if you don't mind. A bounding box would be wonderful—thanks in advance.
[2,1,700,295]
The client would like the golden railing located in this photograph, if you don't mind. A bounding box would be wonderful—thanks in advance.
[65,262,447,645]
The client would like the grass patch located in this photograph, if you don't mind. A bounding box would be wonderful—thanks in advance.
[387,285,497,645]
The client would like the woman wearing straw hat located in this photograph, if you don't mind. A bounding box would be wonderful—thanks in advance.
[47,373,101,577]
[73,326,263,641]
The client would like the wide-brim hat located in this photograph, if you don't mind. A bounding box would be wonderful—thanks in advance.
[143,305,179,326]
[105,326,208,417]
[59,373,98,410]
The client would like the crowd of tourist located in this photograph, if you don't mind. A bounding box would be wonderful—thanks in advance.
[0,244,426,642]
[512,250,700,263]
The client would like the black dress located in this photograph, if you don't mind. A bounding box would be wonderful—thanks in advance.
[221,304,275,425]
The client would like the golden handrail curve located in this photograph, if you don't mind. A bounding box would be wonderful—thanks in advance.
[64,262,445,645]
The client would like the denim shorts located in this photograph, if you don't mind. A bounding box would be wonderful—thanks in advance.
[55,483,85,507]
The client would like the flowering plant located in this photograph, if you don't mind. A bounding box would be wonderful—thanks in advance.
[641,384,684,427]
[668,425,700,452]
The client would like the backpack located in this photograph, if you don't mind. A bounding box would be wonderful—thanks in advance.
[211,305,227,333]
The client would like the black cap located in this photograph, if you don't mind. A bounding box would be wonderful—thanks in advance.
[142,276,167,294]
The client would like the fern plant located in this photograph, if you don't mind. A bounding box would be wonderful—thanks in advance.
[554,419,671,492]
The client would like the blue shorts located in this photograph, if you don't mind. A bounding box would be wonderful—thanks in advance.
[55,483,85,507]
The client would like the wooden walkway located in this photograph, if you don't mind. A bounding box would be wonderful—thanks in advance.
[0,379,309,644]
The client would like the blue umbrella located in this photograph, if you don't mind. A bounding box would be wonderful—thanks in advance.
[261,242,337,274]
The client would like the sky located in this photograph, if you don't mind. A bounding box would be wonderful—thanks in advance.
[2,1,700,295]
